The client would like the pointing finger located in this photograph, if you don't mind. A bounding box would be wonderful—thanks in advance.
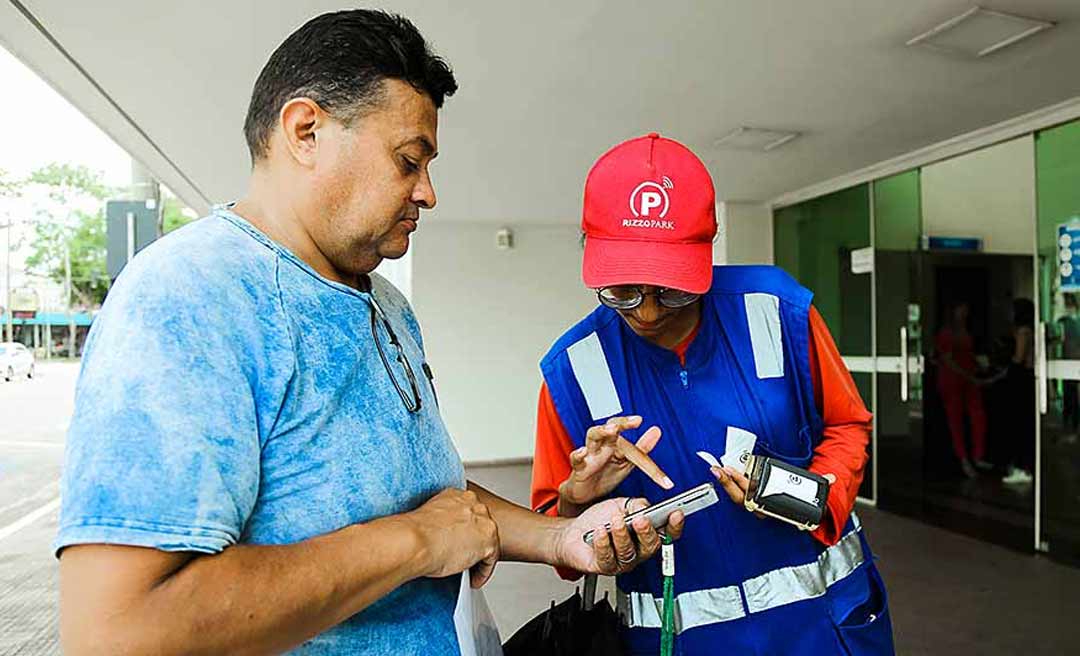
[617,436,674,489]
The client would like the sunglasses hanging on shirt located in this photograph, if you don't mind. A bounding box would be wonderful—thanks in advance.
[360,275,423,413]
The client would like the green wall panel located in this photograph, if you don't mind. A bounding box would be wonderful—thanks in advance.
[773,184,871,354]
[874,170,921,252]
[1036,119,1080,323]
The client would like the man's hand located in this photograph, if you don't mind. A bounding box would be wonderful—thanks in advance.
[558,416,673,516]
[406,488,500,588]
[552,497,684,575]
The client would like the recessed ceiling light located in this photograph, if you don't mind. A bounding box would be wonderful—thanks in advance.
[714,127,800,152]
[906,6,1054,58]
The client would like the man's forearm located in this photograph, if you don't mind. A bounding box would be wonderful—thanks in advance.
[63,515,430,656]
[467,481,566,565]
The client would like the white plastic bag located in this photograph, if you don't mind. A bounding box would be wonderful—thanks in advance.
[453,572,503,656]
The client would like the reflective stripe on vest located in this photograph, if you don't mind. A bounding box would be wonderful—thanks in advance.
[566,331,622,420]
[744,292,784,379]
[616,514,865,634]
[618,582,745,634]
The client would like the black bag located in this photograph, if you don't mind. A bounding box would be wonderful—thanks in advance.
[501,499,625,656]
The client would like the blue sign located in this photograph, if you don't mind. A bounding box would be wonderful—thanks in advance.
[921,235,982,251]
[1058,221,1080,292]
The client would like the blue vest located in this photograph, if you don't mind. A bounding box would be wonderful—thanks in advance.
[541,266,894,656]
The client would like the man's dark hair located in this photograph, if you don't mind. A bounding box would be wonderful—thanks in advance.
[243,9,457,161]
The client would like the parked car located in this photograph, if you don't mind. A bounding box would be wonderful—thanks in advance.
[0,342,35,381]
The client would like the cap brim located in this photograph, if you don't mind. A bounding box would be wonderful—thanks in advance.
[583,237,714,294]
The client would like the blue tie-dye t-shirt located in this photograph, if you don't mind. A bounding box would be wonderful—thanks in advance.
[55,207,467,654]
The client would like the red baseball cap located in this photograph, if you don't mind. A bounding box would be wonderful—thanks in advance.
[581,133,716,294]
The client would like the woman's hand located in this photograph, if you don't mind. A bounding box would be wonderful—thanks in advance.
[557,416,672,516]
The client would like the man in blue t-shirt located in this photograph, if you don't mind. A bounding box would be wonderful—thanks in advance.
[55,10,683,655]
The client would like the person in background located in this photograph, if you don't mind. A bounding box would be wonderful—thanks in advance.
[935,301,991,478]
[1002,299,1036,485]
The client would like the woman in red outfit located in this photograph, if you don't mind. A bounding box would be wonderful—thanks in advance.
[934,301,990,478]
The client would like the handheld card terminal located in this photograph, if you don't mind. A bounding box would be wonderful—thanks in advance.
[743,456,830,531]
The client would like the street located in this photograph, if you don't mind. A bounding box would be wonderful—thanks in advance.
[0,360,77,654]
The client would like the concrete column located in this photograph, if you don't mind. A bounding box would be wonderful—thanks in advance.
[719,201,774,265]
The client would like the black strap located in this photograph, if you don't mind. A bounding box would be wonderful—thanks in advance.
[535,497,558,515]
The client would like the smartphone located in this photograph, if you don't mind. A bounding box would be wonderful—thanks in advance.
[582,482,719,545]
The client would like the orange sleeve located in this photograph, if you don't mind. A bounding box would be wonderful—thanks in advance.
[530,383,576,515]
[531,383,584,581]
[806,306,873,546]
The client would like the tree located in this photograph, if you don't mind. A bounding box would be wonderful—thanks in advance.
[24,210,109,308]
[0,168,22,197]
[20,165,198,308]
[29,163,108,200]
[22,164,111,308]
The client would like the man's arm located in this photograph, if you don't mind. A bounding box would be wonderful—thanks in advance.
[60,488,498,656]
[470,481,562,564]
[61,481,679,655]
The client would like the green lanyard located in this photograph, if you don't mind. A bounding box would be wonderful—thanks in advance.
[660,534,675,656]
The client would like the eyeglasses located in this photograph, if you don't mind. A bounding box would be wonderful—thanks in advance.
[596,285,701,310]
[367,291,423,414]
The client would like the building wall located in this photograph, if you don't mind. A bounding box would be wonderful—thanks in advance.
[410,222,595,463]
[720,201,773,265]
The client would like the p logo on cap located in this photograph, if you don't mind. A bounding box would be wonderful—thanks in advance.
[630,181,671,218]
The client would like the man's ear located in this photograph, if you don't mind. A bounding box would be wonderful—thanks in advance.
[277,97,323,167]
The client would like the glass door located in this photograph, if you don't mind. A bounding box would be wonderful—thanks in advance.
[875,137,1038,552]
[872,171,925,513]
[1035,118,1080,565]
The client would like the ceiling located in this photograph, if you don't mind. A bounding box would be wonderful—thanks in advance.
[3,0,1080,222]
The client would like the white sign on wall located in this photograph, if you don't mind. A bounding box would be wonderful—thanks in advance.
[850,246,874,275]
